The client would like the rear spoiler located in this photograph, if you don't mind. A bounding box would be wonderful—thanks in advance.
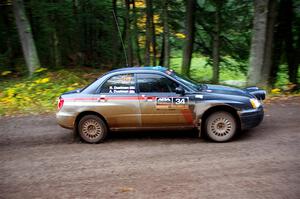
[244,87,266,100]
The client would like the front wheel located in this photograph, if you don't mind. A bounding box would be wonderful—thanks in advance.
[204,111,237,142]
[78,115,107,143]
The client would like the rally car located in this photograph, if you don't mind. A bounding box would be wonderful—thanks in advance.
[56,66,265,143]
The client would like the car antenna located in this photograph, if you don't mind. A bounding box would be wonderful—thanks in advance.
[112,10,129,67]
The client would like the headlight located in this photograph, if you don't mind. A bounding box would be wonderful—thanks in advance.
[250,98,261,109]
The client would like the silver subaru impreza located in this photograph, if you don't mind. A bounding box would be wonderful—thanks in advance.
[57,66,265,143]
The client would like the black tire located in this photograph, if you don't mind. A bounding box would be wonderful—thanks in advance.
[204,111,237,142]
[78,115,107,143]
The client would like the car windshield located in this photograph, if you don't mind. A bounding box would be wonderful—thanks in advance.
[170,71,202,91]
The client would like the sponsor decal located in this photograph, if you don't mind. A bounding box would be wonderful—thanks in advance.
[109,85,135,93]
[157,97,172,103]
[156,97,173,108]
[156,97,189,109]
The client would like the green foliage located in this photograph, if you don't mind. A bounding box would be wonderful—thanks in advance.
[170,55,246,83]
[194,0,253,70]
[0,68,99,116]
[197,0,216,12]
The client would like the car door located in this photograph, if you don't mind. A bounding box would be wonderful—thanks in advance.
[96,73,141,128]
[136,73,194,127]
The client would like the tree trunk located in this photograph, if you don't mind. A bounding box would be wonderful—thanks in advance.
[132,0,142,65]
[13,0,40,76]
[284,0,297,84]
[145,0,156,66]
[52,28,61,68]
[212,0,221,84]
[181,0,196,77]
[1,5,15,70]
[162,0,170,68]
[51,0,61,68]
[144,0,152,66]
[261,0,278,86]
[81,1,88,65]
[125,0,133,66]
[269,0,285,86]
[112,0,121,67]
[159,37,165,66]
[149,0,156,66]
[269,38,283,87]
[72,0,78,15]
[269,0,299,86]
[247,0,269,86]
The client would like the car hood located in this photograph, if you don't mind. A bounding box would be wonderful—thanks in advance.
[203,84,252,97]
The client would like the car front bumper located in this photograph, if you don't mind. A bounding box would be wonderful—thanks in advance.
[238,106,264,130]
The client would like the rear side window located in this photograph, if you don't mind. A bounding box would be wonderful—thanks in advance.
[137,74,178,93]
[100,73,135,94]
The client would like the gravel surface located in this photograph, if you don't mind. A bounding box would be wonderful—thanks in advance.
[1,97,300,199]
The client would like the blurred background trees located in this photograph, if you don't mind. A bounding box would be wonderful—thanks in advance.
[0,0,299,88]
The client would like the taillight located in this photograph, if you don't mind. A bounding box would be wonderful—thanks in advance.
[57,98,64,110]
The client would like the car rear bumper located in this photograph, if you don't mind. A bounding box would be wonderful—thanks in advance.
[238,107,264,130]
[56,112,75,129]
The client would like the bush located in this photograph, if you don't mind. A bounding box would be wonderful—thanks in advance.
[0,69,93,115]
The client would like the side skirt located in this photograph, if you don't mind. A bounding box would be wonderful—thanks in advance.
[110,126,196,132]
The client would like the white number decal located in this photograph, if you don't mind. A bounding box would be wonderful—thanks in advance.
[175,98,185,104]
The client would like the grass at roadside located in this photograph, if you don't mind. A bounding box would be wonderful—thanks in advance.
[170,55,299,88]
[0,68,104,116]
[170,56,246,84]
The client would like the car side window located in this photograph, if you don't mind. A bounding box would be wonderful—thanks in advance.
[100,73,135,94]
[137,74,178,93]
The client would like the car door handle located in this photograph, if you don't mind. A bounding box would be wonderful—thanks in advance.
[142,95,155,102]
[97,95,107,102]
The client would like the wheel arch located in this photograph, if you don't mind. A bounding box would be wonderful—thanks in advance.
[74,111,109,134]
[200,105,241,132]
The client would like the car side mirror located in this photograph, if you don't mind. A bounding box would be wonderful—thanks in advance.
[175,86,185,95]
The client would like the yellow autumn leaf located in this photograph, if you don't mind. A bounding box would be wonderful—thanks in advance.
[135,0,145,8]
[175,33,186,39]
[271,88,281,94]
[35,67,47,73]
[153,14,160,24]
[6,88,16,97]
[1,71,12,76]
[35,78,50,84]
[137,15,146,29]
[67,87,75,91]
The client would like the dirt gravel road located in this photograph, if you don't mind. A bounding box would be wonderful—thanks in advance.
[1,97,300,199]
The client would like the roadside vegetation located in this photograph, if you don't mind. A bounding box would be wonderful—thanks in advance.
[0,68,92,115]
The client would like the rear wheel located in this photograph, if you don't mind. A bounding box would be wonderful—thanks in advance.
[78,115,107,143]
[205,111,237,142]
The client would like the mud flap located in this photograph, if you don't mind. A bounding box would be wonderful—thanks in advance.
[197,118,202,138]
[72,127,81,142]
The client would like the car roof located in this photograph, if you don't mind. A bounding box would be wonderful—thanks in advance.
[105,66,168,75]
